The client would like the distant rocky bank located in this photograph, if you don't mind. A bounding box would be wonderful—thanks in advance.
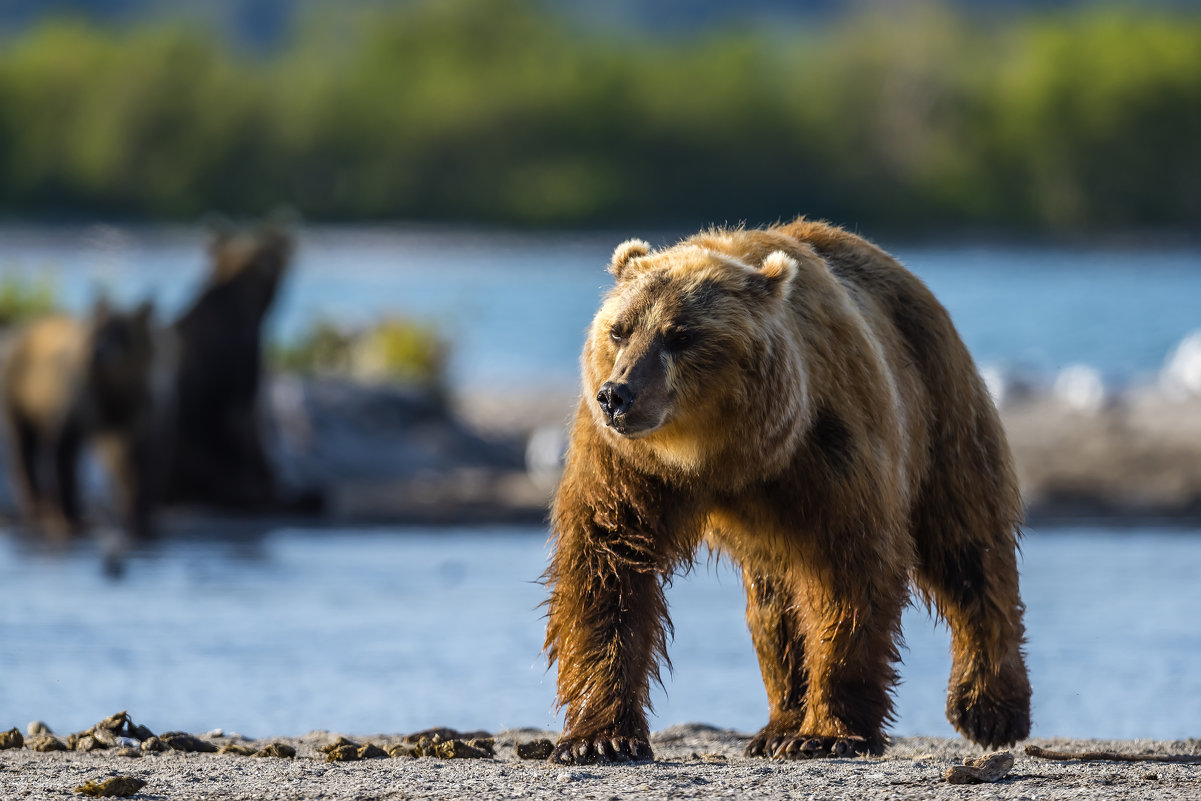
[271,375,1201,529]
[1,375,1199,532]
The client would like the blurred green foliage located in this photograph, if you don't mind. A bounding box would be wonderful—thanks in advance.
[270,318,447,389]
[0,0,1198,230]
[0,272,58,327]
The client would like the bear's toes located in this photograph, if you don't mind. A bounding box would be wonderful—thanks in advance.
[745,731,871,760]
[947,686,1031,750]
[549,734,652,765]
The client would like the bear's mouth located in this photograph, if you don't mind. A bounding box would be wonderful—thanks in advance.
[609,420,653,438]
[605,411,668,439]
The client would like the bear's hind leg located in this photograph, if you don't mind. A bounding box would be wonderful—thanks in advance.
[913,529,1031,749]
[741,553,905,759]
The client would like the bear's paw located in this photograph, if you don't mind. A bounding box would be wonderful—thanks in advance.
[745,726,875,760]
[549,734,653,765]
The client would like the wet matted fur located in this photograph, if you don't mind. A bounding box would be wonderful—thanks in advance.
[544,219,1030,764]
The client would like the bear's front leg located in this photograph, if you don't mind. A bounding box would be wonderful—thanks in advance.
[543,424,699,765]
[544,526,670,765]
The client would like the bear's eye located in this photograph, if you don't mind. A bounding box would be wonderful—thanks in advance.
[609,326,630,345]
[664,329,694,352]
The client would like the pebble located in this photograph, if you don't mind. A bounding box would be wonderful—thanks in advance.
[28,735,67,752]
[516,740,554,760]
[74,776,146,798]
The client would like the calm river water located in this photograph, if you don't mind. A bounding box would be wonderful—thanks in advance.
[1,227,1198,741]
[2,525,1199,741]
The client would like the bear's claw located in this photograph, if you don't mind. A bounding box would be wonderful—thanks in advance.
[549,735,652,765]
[745,732,869,760]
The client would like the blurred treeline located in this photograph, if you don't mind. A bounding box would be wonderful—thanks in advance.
[0,0,1198,231]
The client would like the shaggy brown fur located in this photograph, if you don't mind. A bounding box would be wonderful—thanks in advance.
[165,223,291,510]
[544,219,1030,764]
[3,300,171,540]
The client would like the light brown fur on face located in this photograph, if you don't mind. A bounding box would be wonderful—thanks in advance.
[544,219,1030,764]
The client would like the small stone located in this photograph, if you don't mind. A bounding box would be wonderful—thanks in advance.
[516,740,555,760]
[27,721,53,737]
[0,728,24,749]
[431,739,490,759]
[29,735,68,752]
[73,776,146,797]
[94,712,131,733]
[114,747,142,758]
[205,729,224,738]
[358,743,389,759]
[468,738,495,756]
[75,735,101,752]
[158,732,218,753]
[128,724,155,742]
[946,751,1015,784]
[1144,773,1159,781]
[140,737,167,753]
[325,744,361,762]
[404,727,461,744]
[319,736,360,754]
[218,743,257,756]
[91,729,118,748]
[254,742,296,758]
[387,743,414,758]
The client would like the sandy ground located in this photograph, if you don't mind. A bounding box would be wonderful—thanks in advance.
[4,725,1201,800]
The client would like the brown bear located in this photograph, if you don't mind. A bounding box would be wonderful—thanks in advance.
[2,299,172,540]
[543,218,1031,764]
[165,222,291,510]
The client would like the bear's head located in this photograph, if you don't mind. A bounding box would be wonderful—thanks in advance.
[206,222,294,317]
[87,298,159,418]
[584,236,807,475]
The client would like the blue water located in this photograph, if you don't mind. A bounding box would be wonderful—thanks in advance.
[2,526,1199,741]
[2,228,1199,740]
[2,226,1199,391]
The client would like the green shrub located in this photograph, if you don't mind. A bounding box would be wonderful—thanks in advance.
[0,272,58,327]
[271,318,448,389]
[0,3,1197,230]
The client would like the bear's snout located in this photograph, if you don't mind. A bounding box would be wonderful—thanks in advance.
[597,381,636,427]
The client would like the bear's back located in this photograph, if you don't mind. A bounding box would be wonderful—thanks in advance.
[3,316,88,429]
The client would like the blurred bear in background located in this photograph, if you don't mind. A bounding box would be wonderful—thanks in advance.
[2,299,173,540]
[166,221,292,511]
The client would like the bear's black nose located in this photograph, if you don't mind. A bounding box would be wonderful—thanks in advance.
[597,381,635,422]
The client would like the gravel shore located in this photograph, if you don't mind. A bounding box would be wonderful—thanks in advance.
[4,724,1200,800]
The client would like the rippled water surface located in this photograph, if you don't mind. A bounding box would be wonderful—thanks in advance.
[2,526,1199,741]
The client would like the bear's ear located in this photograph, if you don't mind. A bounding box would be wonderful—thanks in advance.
[608,238,651,280]
[758,250,799,299]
